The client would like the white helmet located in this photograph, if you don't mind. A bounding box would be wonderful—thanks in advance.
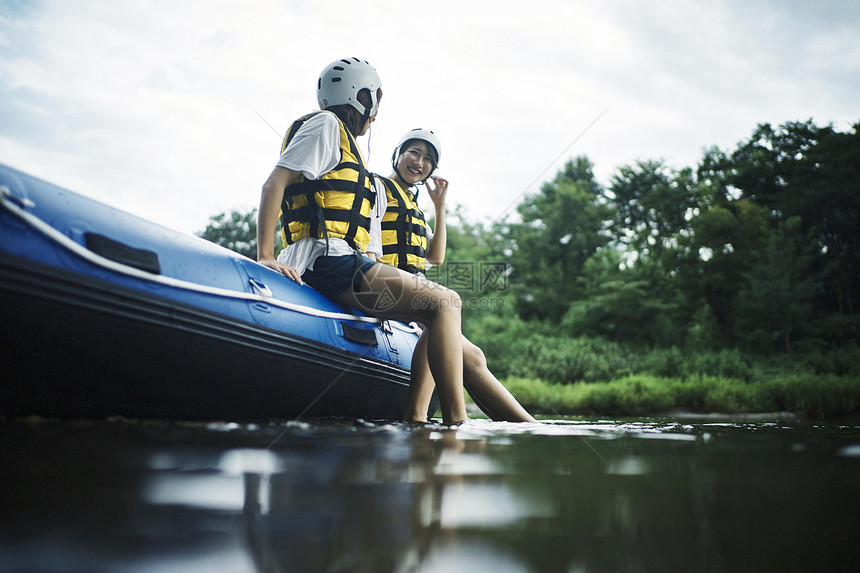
[392,128,442,181]
[317,57,382,117]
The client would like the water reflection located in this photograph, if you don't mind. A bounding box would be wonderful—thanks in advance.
[1,417,859,572]
[228,424,552,572]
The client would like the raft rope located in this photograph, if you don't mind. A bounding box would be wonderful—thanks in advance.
[0,186,420,333]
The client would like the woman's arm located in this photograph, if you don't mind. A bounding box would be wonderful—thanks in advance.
[257,166,303,282]
[424,176,448,266]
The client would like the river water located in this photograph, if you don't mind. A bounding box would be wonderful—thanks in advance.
[1,415,858,573]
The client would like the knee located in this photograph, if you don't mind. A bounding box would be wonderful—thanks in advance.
[432,289,461,317]
[463,341,487,372]
[446,290,462,313]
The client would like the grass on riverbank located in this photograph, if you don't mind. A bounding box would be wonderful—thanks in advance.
[498,374,860,420]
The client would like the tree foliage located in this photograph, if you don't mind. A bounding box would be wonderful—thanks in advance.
[198,208,282,260]
[200,119,860,379]
[505,157,612,321]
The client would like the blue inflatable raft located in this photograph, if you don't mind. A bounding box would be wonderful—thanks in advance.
[0,162,429,421]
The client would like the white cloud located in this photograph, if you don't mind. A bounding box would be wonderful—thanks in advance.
[1,0,858,235]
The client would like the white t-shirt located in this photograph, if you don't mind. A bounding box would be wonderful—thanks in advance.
[275,111,362,274]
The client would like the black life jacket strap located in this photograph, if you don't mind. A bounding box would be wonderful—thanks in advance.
[279,115,374,251]
[379,177,427,271]
[341,128,374,249]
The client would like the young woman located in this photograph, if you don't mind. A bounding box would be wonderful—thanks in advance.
[256,58,469,425]
[368,129,536,423]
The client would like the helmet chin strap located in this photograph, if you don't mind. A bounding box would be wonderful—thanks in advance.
[393,167,431,198]
[390,170,420,201]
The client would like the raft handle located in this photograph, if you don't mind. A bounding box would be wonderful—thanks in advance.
[249,278,273,298]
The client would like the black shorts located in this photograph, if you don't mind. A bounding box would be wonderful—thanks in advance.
[302,252,378,302]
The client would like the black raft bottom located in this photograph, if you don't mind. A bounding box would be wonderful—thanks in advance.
[0,252,419,422]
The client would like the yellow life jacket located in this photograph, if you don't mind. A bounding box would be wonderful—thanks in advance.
[378,176,428,274]
[279,112,375,252]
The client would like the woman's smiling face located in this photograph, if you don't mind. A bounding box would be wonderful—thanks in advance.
[396,140,436,185]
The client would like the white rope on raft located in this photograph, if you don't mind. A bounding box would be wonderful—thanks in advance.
[0,186,419,333]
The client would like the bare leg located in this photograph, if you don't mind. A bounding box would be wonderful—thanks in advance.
[461,337,536,422]
[403,333,537,423]
[337,263,467,425]
[402,329,436,422]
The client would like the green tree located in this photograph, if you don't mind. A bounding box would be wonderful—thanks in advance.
[668,120,860,351]
[198,208,282,260]
[506,157,612,321]
[561,249,679,346]
[783,122,860,337]
[735,217,824,353]
[729,120,860,344]
[608,159,697,262]
[677,199,771,346]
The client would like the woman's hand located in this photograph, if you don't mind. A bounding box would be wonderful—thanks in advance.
[424,176,448,266]
[427,176,449,207]
[258,258,303,284]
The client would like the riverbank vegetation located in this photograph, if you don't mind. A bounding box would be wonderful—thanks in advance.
[202,119,860,419]
[500,374,860,420]
[462,321,859,419]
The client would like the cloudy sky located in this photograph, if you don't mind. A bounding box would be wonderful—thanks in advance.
[1,0,858,236]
